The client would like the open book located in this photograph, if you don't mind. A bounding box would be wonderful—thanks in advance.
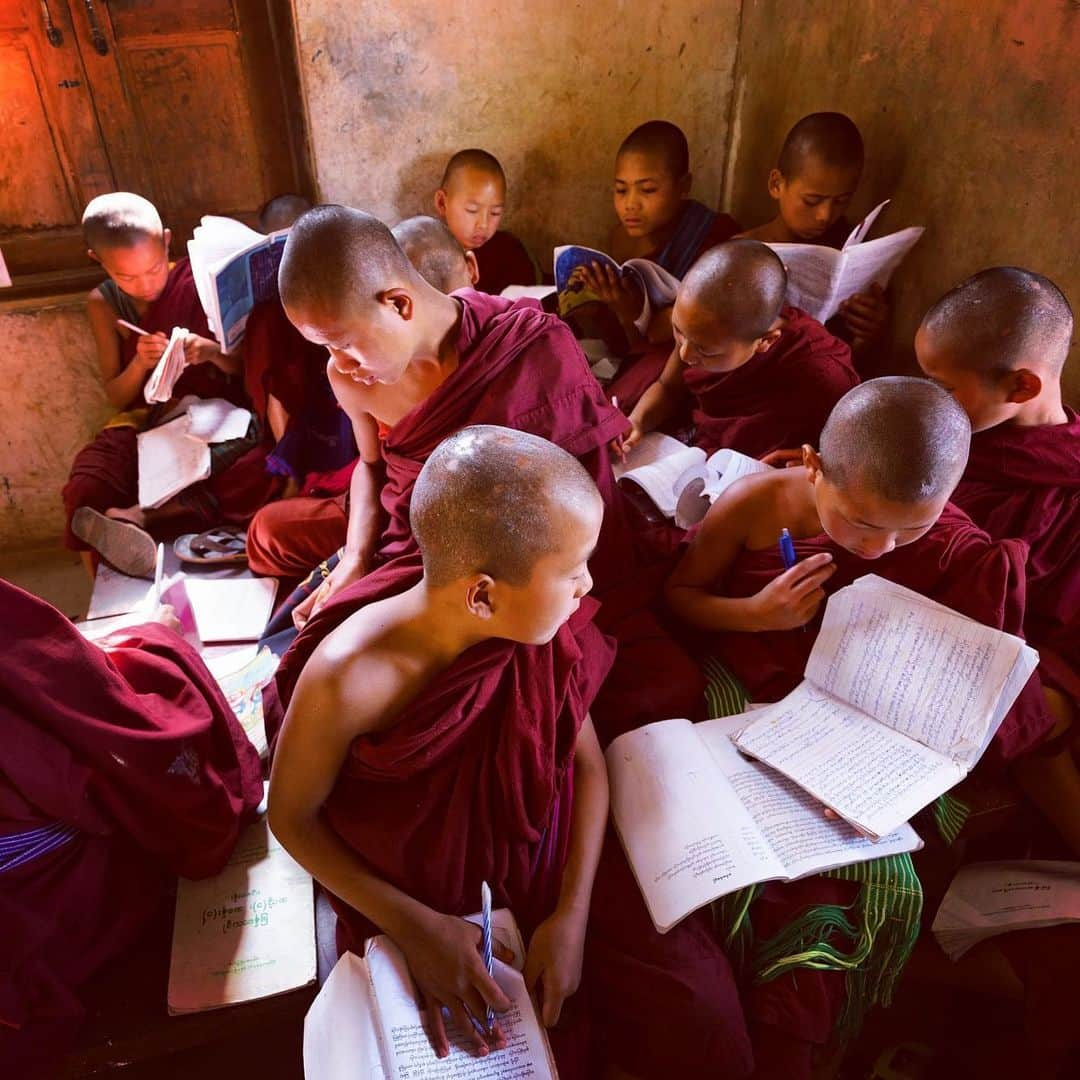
[734,575,1039,840]
[143,325,189,403]
[554,245,679,333]
[303,909,557,1080]
[607,711,921,934]
[614,432,771,523]
[766,200,924,323]
[188,216,289,352]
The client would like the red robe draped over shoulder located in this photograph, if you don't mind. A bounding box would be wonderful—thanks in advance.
[952,409,1080,703]
[276,568,752,1080]
[272,291,705,743]
[0,581,263,1074]
[682,306,859,458]
[706,503,1055,763]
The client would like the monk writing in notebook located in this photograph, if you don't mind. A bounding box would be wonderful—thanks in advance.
[269,427,753,1080]
[0,582,262,1076]
[622,239,858,462]
[917,268,1080,852]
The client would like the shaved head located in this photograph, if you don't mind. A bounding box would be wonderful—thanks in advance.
[618,120,690,177]
[681,240,788,340]
[440,148,506,190]
[920,267,1073,376]
[820,377,970,504]
[82,192,163,252]
[278,205,417,314]
[392,215,472,293]
[258,192,313,233]
[777,112,864,180]
[412,426,601,588]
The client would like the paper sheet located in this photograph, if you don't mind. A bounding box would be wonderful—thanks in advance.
[137,414,211,508]
[185,574,277,643]
[186,398,253,443]
[143,326,190,404]
[613,433,705,517]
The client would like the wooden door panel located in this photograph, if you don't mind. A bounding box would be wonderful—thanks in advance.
[104,0,236,40]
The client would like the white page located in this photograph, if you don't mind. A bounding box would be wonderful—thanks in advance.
[304,952,386,1080]
[143,326,190,404]
[606,718,783,933]
[624,257,680,332]
[185,575,277,643]
[137,415,211,508]
[841,200,890,249]
[735,682,962,839]
[0,246,11,288]
[168,813,316,1013]
[829,226,924,313]
[500,284,557,301]
[701,448,773,500]
[365,939,556,1080]
[186,398,253,443]
[614,436,706,517]
[613,431,696,478]
[85,562,156,619]
[765,242,842,323]
[697,715,921,878]
[806,576,1025,762]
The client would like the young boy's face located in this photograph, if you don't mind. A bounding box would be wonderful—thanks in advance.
[91,233,171,303]
[497,496,602,646]
[915,328,1015,433]
[435,167,505,251]
[807,451,946,560]
[613,151,689,242]
[768,155,860,241]
[671,291,779,374]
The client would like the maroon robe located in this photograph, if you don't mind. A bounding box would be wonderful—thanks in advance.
[707,503,1055,763]
[474,230,538,295]
[953,409,1080,703]
[276,564,752,1080]
[682,306,859,458]
[271,291,706,744]
[0,581,263,1074]
[62,259,278,550]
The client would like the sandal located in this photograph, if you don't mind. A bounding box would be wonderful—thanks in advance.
[174,527,248,565]
[72,506,157,579]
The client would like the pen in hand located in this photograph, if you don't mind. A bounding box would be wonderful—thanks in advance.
[778,528,808,632]
[481,881,494,1034]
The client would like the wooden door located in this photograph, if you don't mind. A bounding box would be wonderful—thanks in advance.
[0,0,311,296]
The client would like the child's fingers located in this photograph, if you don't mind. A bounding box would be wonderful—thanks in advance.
[449,999,490,1056]
[779,552,833,585]
[541,978,566,1027]
[471,963,511,1015]
[421,998,451,1058]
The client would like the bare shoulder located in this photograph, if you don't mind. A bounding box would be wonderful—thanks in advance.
[701,470,788,545]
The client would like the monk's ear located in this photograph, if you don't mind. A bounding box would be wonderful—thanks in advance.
[1005,368,1042,404]
[380,288,414,321]
[433,188,449,217]
[802,445,823,481]
[755,328,783,354]
[464,251,480,287]
[767,169,784,200]
[162,227,172,253]
[465,575,496,620]
[87,248,101,266]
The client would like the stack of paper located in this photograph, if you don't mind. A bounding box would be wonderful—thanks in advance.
[143,326,189,403]
[932,860,1080,961]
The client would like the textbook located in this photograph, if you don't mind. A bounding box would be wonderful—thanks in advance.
[188,215,289,352]
[607,710,921,934]
[304,909,558,1080]
[143,325,188,403]
[168,812,316,1013]
[734,574,1039,840]
[766,200,924,323]
[613,432,771,524]
[554,245,680,332]
[931,860,1080,961]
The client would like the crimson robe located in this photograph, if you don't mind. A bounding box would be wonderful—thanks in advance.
[0,581,263,1074]
[682,306,859,458]
[474,230,538,295]
[62,259,278,550]
[276,565,752,1080]
[270,291,705,744]
[706,503,1055,763]
[952,409,1080,703]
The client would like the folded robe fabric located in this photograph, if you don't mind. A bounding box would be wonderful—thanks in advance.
[473,229,539,295]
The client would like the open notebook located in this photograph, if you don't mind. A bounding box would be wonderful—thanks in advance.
[734,574,1039,840]
[304,909,557,1080]
[607,711,921,933]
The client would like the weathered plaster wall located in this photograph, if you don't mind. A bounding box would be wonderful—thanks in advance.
[724,0,1080,404]
[291,0,742,260]
[0,299,109,549]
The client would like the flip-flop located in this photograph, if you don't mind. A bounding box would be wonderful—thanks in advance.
[174,527,248,565]
[71,507,158,579]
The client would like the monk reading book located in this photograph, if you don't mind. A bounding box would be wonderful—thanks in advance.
[916,268,1080,853]
[621,239,858,463]
[0,580,262,1076]
[434,149,538,295]
[268,427,753,1079]
[63,193,277,578]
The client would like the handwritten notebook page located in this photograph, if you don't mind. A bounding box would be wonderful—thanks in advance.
[614,433,706,517]
[168,814,316,1013]
[143,326,189,404]
[137,414,211,508]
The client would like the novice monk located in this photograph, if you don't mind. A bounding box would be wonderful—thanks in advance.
[0,580,262,1076]
[434,149,538,295]
[623,239,858,462]
[245,215,475,580]
[739,112,888,356]
[63,193,275,577]
[269,427,752,1079]
[916,268,1080,848]
[257,192,313,234]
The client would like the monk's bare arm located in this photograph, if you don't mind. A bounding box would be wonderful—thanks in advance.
[88,290,158,409]
[342,409,384,569]
[627,346,687,439]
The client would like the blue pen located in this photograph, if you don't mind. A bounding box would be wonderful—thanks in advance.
[779,528,808,631]
[481,881,494,1034]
